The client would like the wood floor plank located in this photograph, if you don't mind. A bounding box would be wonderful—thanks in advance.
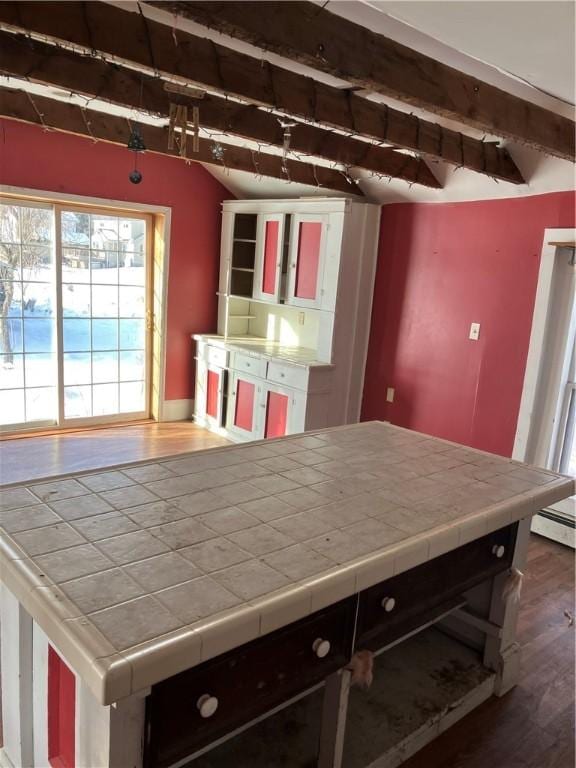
[0,421,230,485]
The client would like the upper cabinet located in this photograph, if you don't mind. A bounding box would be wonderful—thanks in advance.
[286,214,328,309]
[221,203,345,313]
[286,213,343,311]
[253,214,285,303]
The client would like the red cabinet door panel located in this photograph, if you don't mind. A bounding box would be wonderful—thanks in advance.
[234,379,255,432]
[262,220,279,296]
[48,645,76,768]
[295,222,322,300]
[206,369,220,419]
[265,391,289,438]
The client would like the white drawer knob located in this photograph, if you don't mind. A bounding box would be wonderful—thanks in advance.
[381,597,396,612]
[313,638,331,658]
[197,694,219,718]
[492,544,505,559]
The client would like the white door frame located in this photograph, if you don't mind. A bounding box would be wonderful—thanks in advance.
[512,228,575,546]
[0,185,172,426]
[513,228,576,466]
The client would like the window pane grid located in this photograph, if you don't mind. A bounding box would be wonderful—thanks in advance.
[1,202,56,426]
[60,209,148,420]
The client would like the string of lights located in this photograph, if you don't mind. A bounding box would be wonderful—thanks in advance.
[1,11,508,190]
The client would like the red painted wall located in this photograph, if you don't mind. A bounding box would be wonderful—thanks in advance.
[0,119,230,401]
[362,191,576,457]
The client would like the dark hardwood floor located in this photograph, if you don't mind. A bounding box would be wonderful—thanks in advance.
[403,534,575,768]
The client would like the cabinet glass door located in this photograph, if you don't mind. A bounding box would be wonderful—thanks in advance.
[228,372,260,436]
[206,369,220,419]
[287,214,328,308]
[253,215,284,302]
[201,363,225,428]
[264,390,289,438]
[262,382,305,437]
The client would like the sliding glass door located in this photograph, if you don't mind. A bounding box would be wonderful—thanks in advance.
[0,199,151,431]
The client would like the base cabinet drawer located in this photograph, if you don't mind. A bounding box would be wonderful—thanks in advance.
[197,342,229,369]
[267,360,309,390]
[144,597,356,768]
[355,524,517,652]
[230,351,268,378]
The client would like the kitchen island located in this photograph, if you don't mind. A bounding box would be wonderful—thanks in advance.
[1,422,573,768]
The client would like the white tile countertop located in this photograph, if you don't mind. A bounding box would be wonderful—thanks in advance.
[193,334,334,367]
[1,422,573,705]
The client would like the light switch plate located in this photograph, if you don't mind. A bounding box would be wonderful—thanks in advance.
[386,387,395,403]
[469,322,481,341]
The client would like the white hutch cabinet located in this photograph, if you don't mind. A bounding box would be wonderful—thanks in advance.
[194,198,380,442]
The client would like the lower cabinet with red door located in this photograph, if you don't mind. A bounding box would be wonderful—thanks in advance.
[226,369,309,441]
[194,342,229,434]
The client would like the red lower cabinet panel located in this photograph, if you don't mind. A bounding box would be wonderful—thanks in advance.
[265,391,288,438]
[206,369,220,419]
[295,221,322,300]
[48,645,76,768]
[234,379,255,432]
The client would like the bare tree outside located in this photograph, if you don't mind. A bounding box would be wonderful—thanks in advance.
[0,203,53,364]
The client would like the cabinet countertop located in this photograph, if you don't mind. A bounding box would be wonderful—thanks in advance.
[193,334,334,368]
[1,422,573,706]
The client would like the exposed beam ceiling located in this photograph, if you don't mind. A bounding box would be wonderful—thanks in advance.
[150,0,575,161]
[0,1,525,185]
[0,30,439,188]
[0,87,362,195]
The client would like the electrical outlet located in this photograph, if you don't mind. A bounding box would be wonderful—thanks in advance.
[469,322,481,341]
[298,312,305,326]
[386,387,395,403]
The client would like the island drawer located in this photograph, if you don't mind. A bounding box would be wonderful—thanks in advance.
[355,523,517,652]
[144,596,356,768]
[267,360,309,390]
[231,350,267,378]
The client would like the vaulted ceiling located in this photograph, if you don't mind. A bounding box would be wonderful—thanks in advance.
[0,1,573,203]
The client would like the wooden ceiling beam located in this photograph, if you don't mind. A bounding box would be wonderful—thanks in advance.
[152,1,575,162]
[0,87,363,195]
[0,1,525,185]
[0,31,439,188]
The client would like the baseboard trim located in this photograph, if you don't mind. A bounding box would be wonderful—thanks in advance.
[161,399,193,422]
[531,513,575,548]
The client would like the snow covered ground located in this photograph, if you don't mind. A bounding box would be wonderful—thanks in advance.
[1,264,146,425]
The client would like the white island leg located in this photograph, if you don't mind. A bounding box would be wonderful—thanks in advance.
[318,669,352,768]
[0,585,146,768]
[483,517,532,695]
[1,586,34,768]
